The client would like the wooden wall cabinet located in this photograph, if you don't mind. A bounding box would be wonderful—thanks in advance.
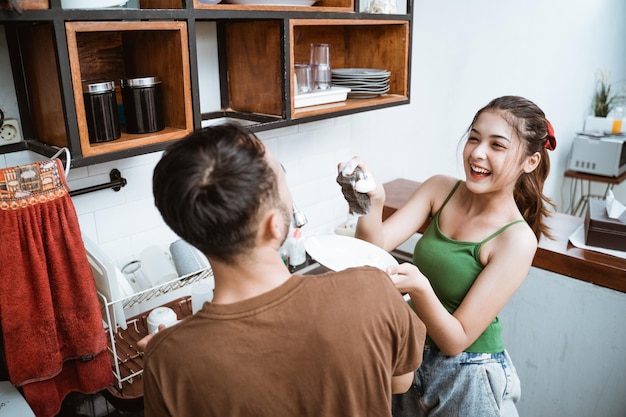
[1,0,413,167]
[290,19,409,119]
[65,21,193,157]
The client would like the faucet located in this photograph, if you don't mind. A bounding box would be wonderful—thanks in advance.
[292,204,308,228]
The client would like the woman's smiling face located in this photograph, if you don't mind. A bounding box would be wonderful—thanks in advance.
[463,110,526,194]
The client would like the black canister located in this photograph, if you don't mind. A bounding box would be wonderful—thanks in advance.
[121,76,165,134]
[83,81,121,143]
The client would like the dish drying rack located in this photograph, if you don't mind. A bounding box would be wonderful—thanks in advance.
[98,267,213,401]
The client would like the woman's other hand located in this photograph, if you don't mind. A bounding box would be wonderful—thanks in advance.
[386,262,429,294]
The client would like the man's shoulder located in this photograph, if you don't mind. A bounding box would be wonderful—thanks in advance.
[310,266,402,301]
[321,266,391,284]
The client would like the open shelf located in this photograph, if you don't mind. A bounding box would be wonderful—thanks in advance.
[290,19,409,118]
[64,21,194,157]
[1,1,412,166]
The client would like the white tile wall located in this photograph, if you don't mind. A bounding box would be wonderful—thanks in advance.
[0,120,354,269]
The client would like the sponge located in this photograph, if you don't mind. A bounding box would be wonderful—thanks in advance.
[336,166,371,215]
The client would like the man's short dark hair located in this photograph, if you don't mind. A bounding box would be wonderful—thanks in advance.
[153,123,278,263]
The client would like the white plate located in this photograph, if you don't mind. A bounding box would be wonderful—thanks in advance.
[331,77,390,83]
[348,91,387,99]
[83,234,130,331]
[331,74,390,81]
[334,85,389,92]
[331,80,389,88]
[350,88,389,94]
[227,0,316,5]
[331,68,391,78]
[304,234,398,272]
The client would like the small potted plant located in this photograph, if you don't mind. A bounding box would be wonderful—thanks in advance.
[592,70,624,117]
[585,70,625,133]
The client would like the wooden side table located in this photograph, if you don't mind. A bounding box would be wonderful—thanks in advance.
[564,170,626,217]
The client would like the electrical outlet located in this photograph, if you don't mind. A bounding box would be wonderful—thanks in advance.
[0,118,22,145]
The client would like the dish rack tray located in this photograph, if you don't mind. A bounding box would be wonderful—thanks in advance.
[98,267,213,400]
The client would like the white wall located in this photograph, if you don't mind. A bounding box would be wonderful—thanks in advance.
[355,0,626,209]
[1,0,625,412]
[500,267,626,417]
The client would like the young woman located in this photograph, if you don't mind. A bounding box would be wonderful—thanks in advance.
[345,96,557,416]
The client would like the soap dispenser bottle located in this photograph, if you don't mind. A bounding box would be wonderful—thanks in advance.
[288,227,306,270]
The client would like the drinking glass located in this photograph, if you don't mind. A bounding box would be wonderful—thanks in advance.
[294,63,312,95]
[310,43,331,90]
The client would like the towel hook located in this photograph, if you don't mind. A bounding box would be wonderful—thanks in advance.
[51,147,71,178]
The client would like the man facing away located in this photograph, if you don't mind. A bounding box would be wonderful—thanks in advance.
[143,122,426,416]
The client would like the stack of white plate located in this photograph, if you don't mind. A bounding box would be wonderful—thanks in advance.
[331,68,391,98]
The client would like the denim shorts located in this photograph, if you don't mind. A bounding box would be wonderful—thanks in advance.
[392,346,521,417]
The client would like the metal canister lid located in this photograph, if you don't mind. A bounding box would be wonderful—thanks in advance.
[83,81,116,94]
[121,76,162,88]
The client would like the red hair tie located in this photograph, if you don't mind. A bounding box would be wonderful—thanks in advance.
[544,119,557,151]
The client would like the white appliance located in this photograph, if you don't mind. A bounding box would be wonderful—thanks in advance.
[568,134,626,177]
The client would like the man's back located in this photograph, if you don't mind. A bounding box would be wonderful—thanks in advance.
[143,267,425,417]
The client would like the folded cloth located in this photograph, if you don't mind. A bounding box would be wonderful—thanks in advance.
[0,159,112,417]
[336,166,371,215]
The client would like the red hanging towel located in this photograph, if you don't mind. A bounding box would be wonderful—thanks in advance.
[0,158,112,417]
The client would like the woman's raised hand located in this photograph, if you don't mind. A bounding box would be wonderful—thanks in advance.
[338,156,385,203]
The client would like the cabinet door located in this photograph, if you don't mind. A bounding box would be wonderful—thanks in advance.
[222,20,284,117]
[11,23,67,149]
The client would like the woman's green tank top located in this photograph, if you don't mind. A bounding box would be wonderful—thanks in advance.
[412,181,524,353]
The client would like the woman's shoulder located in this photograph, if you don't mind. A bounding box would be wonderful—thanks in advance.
[502,220,538,248]
[416,175,463,206]
[423,174,460,188]
[486,219,538,262]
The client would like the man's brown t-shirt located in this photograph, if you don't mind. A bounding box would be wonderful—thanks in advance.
[143,267,426,416]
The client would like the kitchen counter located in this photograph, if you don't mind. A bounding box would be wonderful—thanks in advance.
[382,179,626,293]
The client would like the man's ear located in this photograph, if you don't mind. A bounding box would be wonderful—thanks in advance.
[261,209,285,241]
[523,152,541,173]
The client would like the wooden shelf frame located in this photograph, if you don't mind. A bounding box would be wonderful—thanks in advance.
[0,0,414,167]
[289,19,410,119]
